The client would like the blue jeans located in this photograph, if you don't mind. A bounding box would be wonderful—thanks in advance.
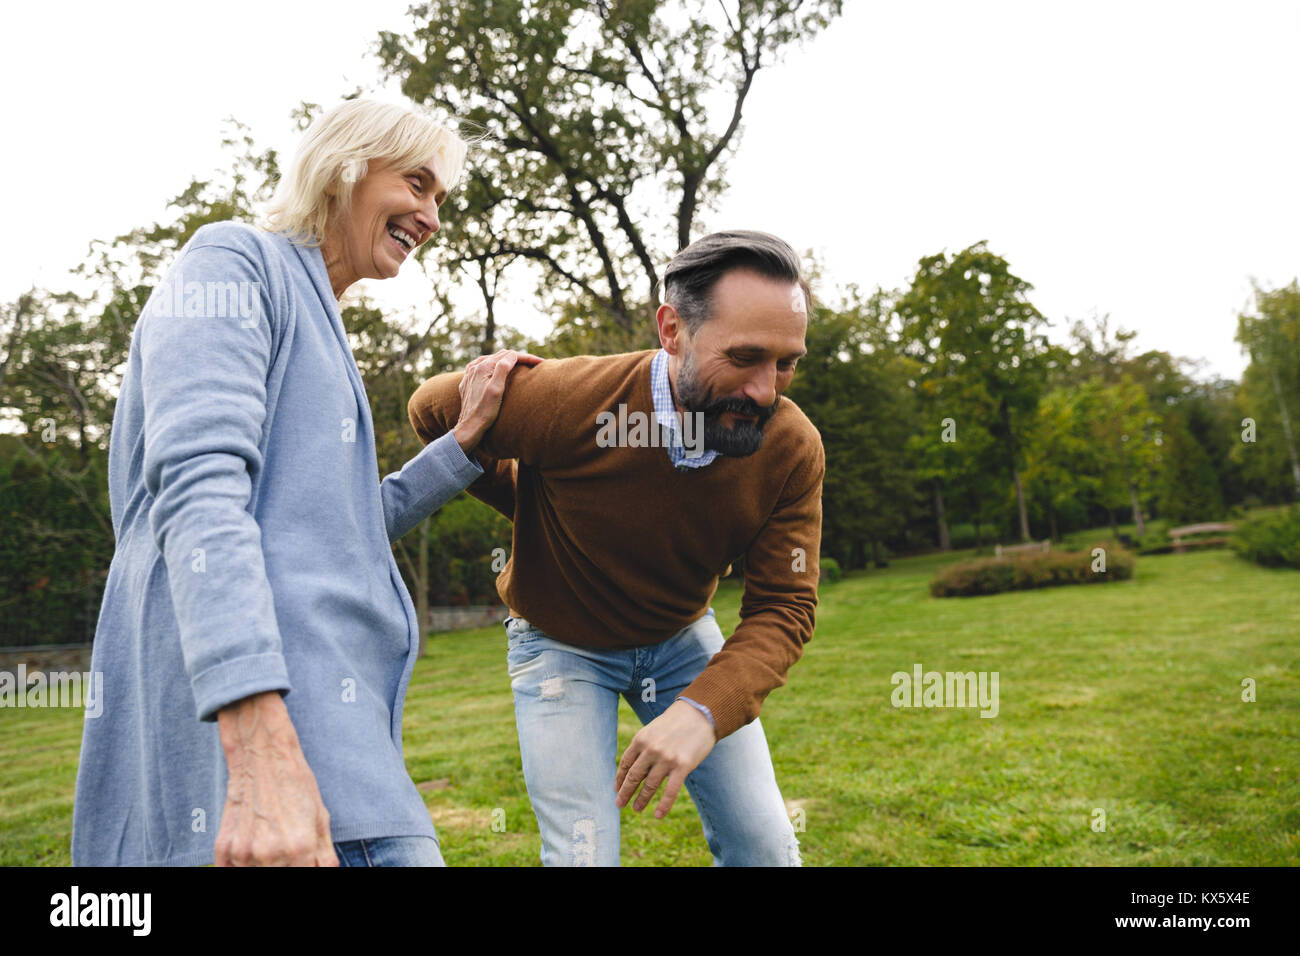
[505,609,800,867]
[332,835,444,867]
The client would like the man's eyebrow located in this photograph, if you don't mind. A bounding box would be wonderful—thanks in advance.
[726,346,808,360]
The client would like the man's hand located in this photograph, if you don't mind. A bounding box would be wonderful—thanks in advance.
[614,699,717,818]
[453,349,544,454]
[214,691,338,867]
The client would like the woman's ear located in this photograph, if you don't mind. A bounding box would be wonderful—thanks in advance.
[326,160,361,197]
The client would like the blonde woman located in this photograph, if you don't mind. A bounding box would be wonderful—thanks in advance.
[72,100,538,866]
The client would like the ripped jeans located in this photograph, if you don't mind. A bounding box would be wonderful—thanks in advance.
[505,609,800,867]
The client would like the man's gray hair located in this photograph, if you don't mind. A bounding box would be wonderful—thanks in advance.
[662,230,812,334]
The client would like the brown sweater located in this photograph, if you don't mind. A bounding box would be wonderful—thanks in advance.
[408,349,824,738]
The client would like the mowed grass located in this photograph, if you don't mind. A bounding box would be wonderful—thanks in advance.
[2,546,1297,866]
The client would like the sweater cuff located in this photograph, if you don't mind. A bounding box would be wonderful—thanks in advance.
[678,667,753,740]
[675,696,716,733]
[191,652,293,723]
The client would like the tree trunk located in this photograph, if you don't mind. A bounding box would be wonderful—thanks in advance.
[1128,481,1146,537]
[416,518,430,659]
[1000,402,1030,541]
[1267,363,1300,496]
[1109,508,1119,538]
[477,263,497,356]
[677,174,700,254]
[932,480,951,551]
[1011,463,1030,541]
[871,539,886,568]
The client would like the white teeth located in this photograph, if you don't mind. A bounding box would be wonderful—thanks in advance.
[387,225,415,250]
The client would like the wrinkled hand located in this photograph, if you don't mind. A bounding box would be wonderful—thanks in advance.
[615,700,717,818]
[214,691,337,867]
[453,349,544,454]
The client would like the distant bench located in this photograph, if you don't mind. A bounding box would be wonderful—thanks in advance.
[1169,522,1236,553]
[994,539,1051,558]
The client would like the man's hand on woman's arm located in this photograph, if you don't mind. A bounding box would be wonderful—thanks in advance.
[214,691,337,867]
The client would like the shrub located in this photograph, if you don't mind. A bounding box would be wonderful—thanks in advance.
[1136,524,1173,555]
[1231,507,1300,569]
[930,542,1135,597]
[820,556,842,583]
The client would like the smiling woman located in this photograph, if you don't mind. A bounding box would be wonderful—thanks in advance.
[265,99,466,295]
[71,99,541,868]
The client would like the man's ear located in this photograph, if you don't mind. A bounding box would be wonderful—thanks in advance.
[656,303,687,356]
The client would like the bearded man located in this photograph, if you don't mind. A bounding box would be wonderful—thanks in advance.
[408,230,824,866]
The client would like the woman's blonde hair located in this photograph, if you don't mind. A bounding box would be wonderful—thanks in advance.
[265,98,469,245]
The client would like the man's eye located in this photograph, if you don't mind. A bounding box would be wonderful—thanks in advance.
[408,178,423,193]
[779,362,797,372]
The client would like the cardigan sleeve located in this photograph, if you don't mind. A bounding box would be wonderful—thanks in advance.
[407,363,560,518]
[378,430,485,543]
[139,236,292,722]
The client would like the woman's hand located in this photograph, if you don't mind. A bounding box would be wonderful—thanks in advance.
[453,349,544,454]
[214,691,338,867]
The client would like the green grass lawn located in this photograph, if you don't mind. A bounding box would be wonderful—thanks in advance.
[2,545,1297,866]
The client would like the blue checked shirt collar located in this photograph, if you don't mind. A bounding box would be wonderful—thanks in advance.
[651,349,719,470]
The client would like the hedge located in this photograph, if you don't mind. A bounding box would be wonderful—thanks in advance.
[1231,506,1300,569]
[930,541,1136,597]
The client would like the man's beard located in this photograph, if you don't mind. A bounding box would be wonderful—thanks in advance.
[675,349,778,457]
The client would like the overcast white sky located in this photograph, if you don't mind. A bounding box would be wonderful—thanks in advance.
[3,0,1297,380]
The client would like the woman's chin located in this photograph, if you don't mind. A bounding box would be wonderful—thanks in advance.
[374,255,403,280]
[374,242,408,278]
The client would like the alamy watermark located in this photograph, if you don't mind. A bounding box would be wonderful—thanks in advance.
[0,665,102,718]
[890,663,999,718]
[595,404,706,458]
[49,886,150,935]
[147,270,261,327]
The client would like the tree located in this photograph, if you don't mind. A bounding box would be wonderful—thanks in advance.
[1236,280,1300,497]
[783,288,918,568]
[895,241,1058,542]
[377,0,843,352]
[905,370,1000,549]
[1082,378,1160,537]
[1157,412,1226,524]
[1021,386,1096,542]
[1057,312,1138,388]
[1180,377,1247,510]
